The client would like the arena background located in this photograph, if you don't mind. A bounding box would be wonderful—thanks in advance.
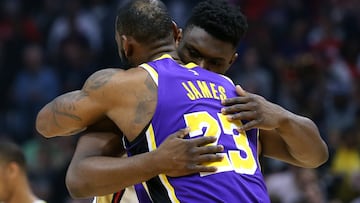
[0,0,359,202]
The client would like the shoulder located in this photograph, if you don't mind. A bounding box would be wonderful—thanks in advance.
[85,68,122,89]
[84,67,147,90]
[219,74,235,86]
[108,66,151,86]
[83,67,151,94]
[80,68,126,101]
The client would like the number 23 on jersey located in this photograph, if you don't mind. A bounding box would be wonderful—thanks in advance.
[184,111,258,176]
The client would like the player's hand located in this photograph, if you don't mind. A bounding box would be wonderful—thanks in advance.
[221,85,286,131]
[154,128,224,177]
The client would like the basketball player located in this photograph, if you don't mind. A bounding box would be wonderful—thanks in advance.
[36,0,270,201]
[175,0,328,168]
[0,139,47,203]
[37,0,328,202]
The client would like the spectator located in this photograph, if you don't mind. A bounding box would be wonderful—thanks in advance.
[9,44,60,143]
[0,138,46,203]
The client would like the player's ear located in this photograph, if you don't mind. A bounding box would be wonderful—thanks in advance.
[229,52,238,66]
[171,21,182,46]
[121,35,133,57]
[176,28,182,47]
[224,52,238,73]
[6,162,20,180]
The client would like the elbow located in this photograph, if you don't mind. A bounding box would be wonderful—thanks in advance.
[65,176,81,198]
[302,124,329,168]
[36,111,54,138]
[36,105,78,138]
[314,142,329,168]
[301,142,329,168]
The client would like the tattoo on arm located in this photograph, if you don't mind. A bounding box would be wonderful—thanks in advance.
[51,91,88,129]
[83,69,118,91]
[134,74,157,124]
[50,69,118,129]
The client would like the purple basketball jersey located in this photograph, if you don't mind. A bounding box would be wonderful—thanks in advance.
[124,55,270,203]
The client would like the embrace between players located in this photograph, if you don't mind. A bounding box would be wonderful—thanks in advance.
[36,0,328,202]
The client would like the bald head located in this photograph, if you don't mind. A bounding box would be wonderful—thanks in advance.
[116,0,173,43]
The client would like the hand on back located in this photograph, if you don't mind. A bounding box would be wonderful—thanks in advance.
[154,128,224,177]
[221,85,286,131]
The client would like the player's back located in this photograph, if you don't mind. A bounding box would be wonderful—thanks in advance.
[124,54,270,203]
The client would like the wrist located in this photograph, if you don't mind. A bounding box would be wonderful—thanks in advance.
[146,150,164,175]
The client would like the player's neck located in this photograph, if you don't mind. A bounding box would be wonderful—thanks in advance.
[153,50,179,60]
[146,39,181,64]
[8,191,38,203]
[8,179,38,203]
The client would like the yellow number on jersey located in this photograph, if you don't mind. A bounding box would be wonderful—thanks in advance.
[184,111,257,176]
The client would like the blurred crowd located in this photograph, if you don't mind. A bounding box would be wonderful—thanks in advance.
[0,0,359,202]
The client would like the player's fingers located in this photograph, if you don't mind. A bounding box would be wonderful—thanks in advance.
[188,135,217,146]
[238,119,260,131]
[221,86,252,106]
[196,153,224,163]
[187,165,218,173]
[222,98,259,114]
[221,96,249,106]
[221,104,245,115]
[235,85,247,96]
[172,128,190,139]
[227,111,257,121]
[195,145,224,155]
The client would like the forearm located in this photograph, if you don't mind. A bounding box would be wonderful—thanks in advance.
[36,104,80,138]
[66,132,161,198]
[36,91,98,138]
[66,129,225,198]
[221,86,329,168]
[275,112,328,167]
[66,152,160,198]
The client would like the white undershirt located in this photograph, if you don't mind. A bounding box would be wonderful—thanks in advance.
[33,200,47,203]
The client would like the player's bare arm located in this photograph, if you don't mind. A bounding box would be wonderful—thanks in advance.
[66,129,224,198]
[36,68,120,138]
[103,67,158,141]
[221,85,328,168]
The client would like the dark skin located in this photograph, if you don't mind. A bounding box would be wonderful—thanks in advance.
[178,26,328,167]
[60,25,328,198]
[37,23,226,198]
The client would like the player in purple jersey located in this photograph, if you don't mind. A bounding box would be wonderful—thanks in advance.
[37,1,230,202]
[123,55,270,202]
[36,0,328,202]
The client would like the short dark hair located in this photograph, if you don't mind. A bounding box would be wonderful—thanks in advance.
[185,0,248,47]
[116,0,173,43]
[0,139,26,171]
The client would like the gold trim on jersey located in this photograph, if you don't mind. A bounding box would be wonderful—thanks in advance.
[145,124,180,202]
[141,182,152,200]
[159,174,180,203]
[182,62,197,69]
[154,53,173,61]
[140,63,159,86]
[145,124,157,151]
[154,54,198,69]
[94,194,113,203]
